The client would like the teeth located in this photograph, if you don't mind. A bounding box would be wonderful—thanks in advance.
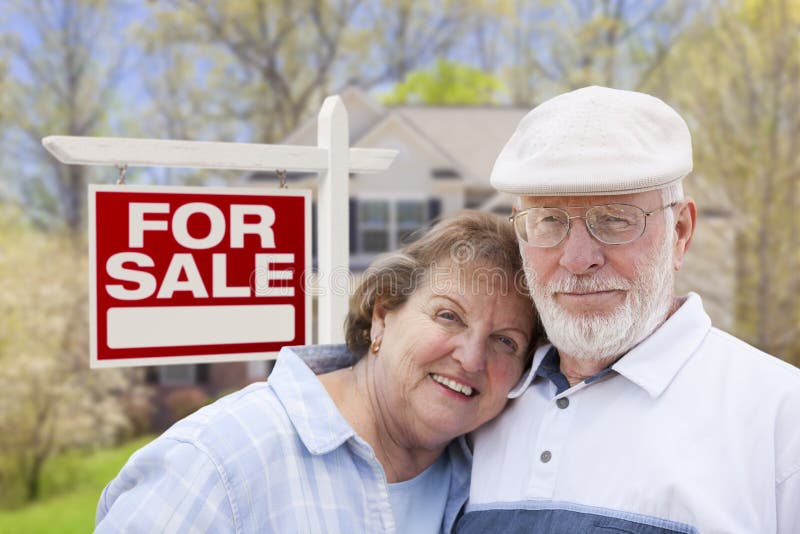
[431,374,474,397]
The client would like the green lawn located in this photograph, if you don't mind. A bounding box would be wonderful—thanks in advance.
[0,436,154,534]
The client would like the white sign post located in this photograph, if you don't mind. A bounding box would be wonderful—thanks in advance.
[43,96,396,354]
[317,96,350,344]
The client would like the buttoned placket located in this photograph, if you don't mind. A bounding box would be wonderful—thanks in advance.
[524,379,595,498]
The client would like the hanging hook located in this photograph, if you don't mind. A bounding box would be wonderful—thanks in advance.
[276,169,287,189]
[116,164,128,185]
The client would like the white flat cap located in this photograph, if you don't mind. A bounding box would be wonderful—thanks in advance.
[490,86,692,196]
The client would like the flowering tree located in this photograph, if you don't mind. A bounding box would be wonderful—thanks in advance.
[0,207,137,504]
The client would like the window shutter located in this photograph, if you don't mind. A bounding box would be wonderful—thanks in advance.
[311,202,318,260]
[349,198,358,253]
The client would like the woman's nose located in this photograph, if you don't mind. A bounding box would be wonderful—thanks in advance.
[453,336,486,373]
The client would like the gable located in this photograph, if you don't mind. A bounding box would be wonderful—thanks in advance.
[396,107,529,188]
[283,86,385,146]
[351,113,466,194]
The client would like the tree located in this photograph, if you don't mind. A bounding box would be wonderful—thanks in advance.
[465,0,699,105]
[348,0,480,87]
[381,59,503,105]
[136,0,363,144]
[661,0,800,365]
[0,206,138,504]
[135,0,478,145]
[1,0,132,232]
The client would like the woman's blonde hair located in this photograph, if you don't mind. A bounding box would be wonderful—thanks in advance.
[344,210,541,356]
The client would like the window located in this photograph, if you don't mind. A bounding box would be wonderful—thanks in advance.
[396,201,427,244]
[355,198,433,254]
[358,200,390,253]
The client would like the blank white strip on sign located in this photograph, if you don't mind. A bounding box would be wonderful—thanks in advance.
[107,305,295,349]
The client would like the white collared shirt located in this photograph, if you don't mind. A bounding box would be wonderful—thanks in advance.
[460,293,800,534]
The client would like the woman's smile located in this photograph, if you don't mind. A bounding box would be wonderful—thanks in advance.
[430,372,477,398]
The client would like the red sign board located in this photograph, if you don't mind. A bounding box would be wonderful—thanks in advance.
[88,185,311,368]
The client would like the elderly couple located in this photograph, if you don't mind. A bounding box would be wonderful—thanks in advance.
[96,87,800,533]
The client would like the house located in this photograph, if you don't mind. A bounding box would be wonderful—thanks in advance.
[250,87,534,269]
[144,87,735,428]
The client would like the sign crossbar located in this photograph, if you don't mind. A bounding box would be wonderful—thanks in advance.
[42,135,396,174]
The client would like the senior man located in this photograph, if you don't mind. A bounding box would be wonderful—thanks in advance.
[456,86,800,533]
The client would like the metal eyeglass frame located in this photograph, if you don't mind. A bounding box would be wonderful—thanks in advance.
[508,202,678,247]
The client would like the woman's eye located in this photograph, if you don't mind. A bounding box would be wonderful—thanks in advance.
[495,335,518,352]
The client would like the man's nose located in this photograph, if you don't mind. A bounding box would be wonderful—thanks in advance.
[558,218,605,275]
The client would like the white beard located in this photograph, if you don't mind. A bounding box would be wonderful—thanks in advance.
[526,235,675,361]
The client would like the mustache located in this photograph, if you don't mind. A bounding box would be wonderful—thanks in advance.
[542,274,631,294]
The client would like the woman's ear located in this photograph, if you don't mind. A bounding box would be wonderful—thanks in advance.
[671,197,697,271]
[370,297,387,342]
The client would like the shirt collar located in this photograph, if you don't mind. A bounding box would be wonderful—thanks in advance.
[510,293,712,398]
[268,345,359,455]
[272,345,473,526]
[508,344,553,398]
[611,292,711,398]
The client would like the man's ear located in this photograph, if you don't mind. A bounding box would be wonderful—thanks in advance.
[671,197,697,271]
[513,196,526,215]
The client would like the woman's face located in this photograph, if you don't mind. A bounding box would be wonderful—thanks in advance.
[370,262,535,449]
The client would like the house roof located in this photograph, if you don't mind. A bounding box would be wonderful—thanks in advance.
[395,106,528,186]
[271,87,528,189]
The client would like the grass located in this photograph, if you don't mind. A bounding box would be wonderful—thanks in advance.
[0,436,154,534]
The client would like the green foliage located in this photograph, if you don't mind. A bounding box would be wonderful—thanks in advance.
[381,60,503,105]
[0,436,153,533]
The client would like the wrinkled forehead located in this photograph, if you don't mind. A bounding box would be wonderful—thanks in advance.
[518,189,663,209]
[419,258,528,300]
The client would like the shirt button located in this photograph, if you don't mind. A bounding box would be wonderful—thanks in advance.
[556,397,570,409]
[540,450,552,463]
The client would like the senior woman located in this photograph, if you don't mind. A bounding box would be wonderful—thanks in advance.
[95,211,541,533]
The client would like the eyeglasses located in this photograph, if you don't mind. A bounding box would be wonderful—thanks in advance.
[509,202,678,247]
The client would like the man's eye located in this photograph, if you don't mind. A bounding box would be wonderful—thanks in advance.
[537,215,563,224]
[597,215,633,227]
[438,310,459,322]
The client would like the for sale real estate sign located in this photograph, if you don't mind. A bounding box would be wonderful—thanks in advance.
[89,185,311,368]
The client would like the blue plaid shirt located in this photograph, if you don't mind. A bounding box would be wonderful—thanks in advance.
[95,345,471,533]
